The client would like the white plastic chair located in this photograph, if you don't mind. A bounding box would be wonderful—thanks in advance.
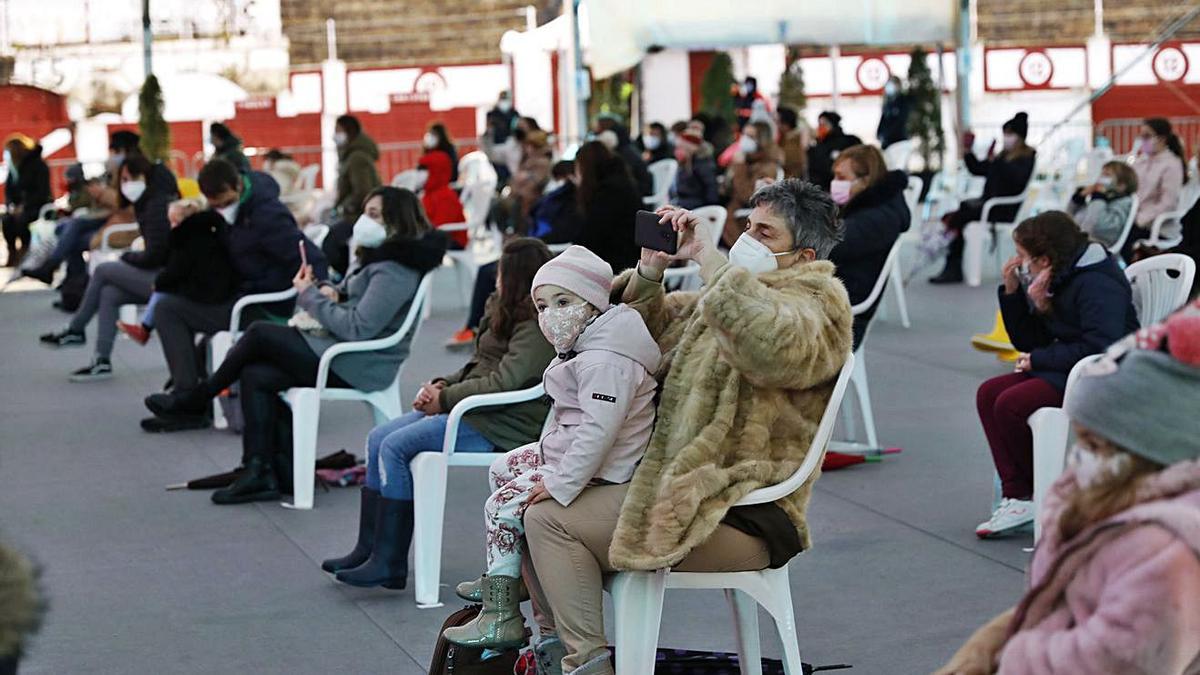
[281,164,321,210]
[410,383,549,607]
[1029,354,1102,542]
[209,287,300,430]
[1125,254,1196,325]
[442,178,500,308]
[962,188,1034,287]
[831,242,904,452]
[1105,193,1140,255]
[605,354,855,675]
[644,159,679,209]
[391,169,422,191]
[881,175,922,329]
[303,223,330,249]
[663,205,726,291]
[283,274,435,510]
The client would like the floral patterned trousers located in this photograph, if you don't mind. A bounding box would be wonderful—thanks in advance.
[484,443,553,578]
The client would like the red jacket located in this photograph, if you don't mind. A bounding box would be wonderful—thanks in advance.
[419,150,467,247]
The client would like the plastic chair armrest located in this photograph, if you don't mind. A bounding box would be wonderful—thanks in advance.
[1149,210,1184,244]
[979,193,1027,225]
[229,288,299,333]
[442,384,546,457]
[100,223,140,250]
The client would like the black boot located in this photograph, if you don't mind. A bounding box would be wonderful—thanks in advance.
[321,488,380,573]
[334,497,412,589]
[145,384,210,417]
[930,235,965,284]
[212,455,280,505]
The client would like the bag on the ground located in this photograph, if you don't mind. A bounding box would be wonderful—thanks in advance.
[602,647,852,675]
[429,604,525,675]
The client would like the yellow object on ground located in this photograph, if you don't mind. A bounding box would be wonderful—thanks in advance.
[971,310,1014,352]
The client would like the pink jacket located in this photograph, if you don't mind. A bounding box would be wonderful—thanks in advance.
[997,459,1200,675]
[539,304,661,507]
[1134,150,1185,228]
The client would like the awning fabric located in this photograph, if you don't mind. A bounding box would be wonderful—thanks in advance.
[584,0,957,78]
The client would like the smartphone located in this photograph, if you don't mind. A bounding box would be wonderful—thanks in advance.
[634,210,678,255]
[298,239,308,269]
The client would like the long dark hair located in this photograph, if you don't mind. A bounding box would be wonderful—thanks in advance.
[1145,117,1188,182]
[1013,211,1089,274]
[574,141,612,212]
[491,238,553,340]
[363,186,430,241]
[428,122,456,157]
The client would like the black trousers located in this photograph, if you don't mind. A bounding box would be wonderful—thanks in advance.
[321,219,353,277]
[1,212,31,261]
[206,322,348,461]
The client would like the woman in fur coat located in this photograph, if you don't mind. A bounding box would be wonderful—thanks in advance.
[519,179,853,675]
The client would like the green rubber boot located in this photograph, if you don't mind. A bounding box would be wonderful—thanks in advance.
[442,574,528,649]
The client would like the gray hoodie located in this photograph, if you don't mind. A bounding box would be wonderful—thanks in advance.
[539,304,662,506]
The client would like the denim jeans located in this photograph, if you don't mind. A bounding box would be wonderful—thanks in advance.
[141,292,163,327]
[51,215,107,277]
[365,411,495,499]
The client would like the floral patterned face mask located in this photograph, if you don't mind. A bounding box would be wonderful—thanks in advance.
[538,303,594,354]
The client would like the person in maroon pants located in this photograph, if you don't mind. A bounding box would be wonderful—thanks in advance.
[974,211,1138,538]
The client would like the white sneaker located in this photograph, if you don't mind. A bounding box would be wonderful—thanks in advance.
[975,498,1035,539]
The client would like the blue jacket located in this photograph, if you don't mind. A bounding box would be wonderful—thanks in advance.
[999,243,1140,391]
[223,171,326,296]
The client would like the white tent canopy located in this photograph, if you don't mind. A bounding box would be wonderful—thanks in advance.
[584,0,958,78]
[120,72,249,123]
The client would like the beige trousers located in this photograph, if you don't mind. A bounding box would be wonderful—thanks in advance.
[522,483,770,671]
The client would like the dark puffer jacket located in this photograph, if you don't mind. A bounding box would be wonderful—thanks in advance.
[120,162,179,269]
[1000,243,1140,391]
[829,170,910,348]
[965,149,1037,223]
[153,211,239,305]
[223,171,326,296]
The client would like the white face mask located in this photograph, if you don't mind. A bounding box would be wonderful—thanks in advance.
[739,135,758,154]
[352,214,388,248]
[334,131,348,147]
[1003,134,1019,151]
[728,232,790,274]
[120,180,147,203]
[217,202,239,225]
[738,84,750,97]
[1097,175,1114,189]
[1067,443,1132,489]
[884,82,898,97]
[423,132,438,149]
[537,302,594,354]
[644,135,661,151]
[667,132,678,146]
[497,100,512,113]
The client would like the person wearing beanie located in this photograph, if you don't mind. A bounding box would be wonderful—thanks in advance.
[937,302,1200,675]
[931,111,1037,283]
[2,132,51,268]
[807,110,862,190]
[443,245,661,653]
[669,128,721,209]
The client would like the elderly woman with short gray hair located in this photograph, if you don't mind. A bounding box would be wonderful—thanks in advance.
[520,179,854,675]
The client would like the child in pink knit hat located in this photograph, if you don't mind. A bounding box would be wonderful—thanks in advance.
[444,245,661,651]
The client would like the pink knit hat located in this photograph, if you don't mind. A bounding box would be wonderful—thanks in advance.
[532,245,613,312]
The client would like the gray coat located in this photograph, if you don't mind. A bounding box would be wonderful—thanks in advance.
[296,261,421,392]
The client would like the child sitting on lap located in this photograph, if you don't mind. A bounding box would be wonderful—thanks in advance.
[443,246,661,649]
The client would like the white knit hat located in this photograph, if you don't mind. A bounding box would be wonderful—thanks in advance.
[531,245,613,312]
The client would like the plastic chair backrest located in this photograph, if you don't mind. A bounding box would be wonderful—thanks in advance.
[903,175,923,213]
[884,140,914,171]
[392,169,422,190]
[690,206,727,247]
[851,240,904,316]
[458,151,499,187]
[647,159,678,197]
[1125,254,1196,325]
[1107,193,1140,255]
[460,179,497,232]
[1064,353,1103,399]
[735,354,855,506]
[298,164,319,192]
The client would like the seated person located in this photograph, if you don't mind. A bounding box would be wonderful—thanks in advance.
[145,187,448,503]
[417,149,467,249]
[520,182,853,674]
[668,129,720,210]
[937,307,1200,675]
[1068,160,1138,251]
[723,120,784,246]
[117,198,238,346]
[1128,117,1188,257]
[322,238,557,587]
[975,211,1138,538]
[443,246,660,648]
[827,145,911,349]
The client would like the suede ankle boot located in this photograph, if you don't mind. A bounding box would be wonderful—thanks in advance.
[930,235,965,284]
[321,488,379,573]
[455,573,529,603]
[211,455,280,505]
[442,574,528,649]
[334,498,412,589]
[566,653,614,675]
[533,635,566,675]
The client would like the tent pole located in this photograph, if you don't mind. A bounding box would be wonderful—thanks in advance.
[830,44,841,110]
[955,0,971,157]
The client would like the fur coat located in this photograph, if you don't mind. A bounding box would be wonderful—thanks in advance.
[0,544,42,663]
[607,260,853,570]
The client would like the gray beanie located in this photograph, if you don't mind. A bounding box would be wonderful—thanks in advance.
[1065,349,1200,466]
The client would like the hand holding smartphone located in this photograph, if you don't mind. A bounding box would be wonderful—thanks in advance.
[298,239,308,269]
[634,209,679,255]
